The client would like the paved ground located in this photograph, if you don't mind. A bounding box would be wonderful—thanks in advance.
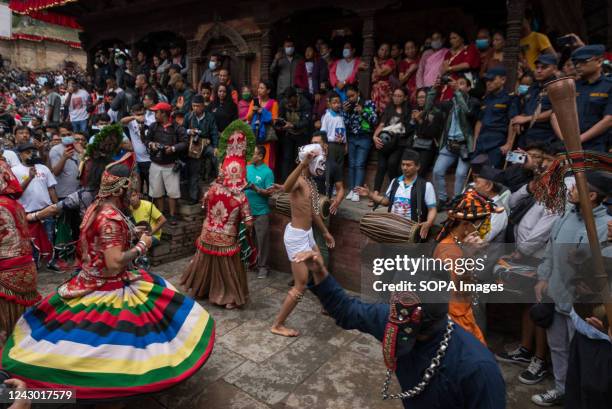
[33,257,552,409]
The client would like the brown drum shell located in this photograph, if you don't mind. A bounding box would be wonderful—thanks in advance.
[274,194,331,220]
[359,212,420,243]
[274,193,291,218]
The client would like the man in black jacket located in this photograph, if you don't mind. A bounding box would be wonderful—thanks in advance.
[278,87,312,182]
[143,102,187,224]
[183,95,219,204]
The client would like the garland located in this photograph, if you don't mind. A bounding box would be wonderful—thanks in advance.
[216,119,255,163]
[8,0,77,14]
[84,123,124,159]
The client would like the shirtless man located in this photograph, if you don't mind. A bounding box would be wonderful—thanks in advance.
[270,144,335,337]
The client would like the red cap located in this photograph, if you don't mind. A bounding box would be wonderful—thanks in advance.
[150,102,172,112]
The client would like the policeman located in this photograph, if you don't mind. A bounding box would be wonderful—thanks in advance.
[474,66,519,168]
[512,53,558,147]
[556,44,612,152]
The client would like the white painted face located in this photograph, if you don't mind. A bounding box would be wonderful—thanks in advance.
[298,144,326,177]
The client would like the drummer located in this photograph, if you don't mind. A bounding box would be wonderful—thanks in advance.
[357,149,437,240]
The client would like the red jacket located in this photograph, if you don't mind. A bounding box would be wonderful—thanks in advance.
[294,60,309,92]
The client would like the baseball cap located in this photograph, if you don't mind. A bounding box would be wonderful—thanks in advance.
[150,102,172,112]
[535,53,558,66]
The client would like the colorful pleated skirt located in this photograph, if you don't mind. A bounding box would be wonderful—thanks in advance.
[0,271,215,400]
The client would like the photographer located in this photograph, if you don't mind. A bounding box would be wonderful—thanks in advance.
[120,104,151,193]
[143,102,187,225]
[370,87,411,207]
[429,75,481,207]
[183,95,218,204]
[278,87,312,182]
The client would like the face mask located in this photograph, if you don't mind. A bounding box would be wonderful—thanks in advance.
[285,47,295,56]
[242,93,252,101]
[298,144,326,177]
[321,52,330,59]
[517,84,529,96]
[45,132,52,138]
[342,49,352,59]
[209,61,217,70]
[475,39,490,50]
[430,40,443,50]
[61,136,75,146]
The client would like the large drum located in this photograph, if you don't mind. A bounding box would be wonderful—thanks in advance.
[359,212,421,243]
[274,193,331,220]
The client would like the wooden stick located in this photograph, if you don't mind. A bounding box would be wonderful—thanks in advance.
[546,77,612,330]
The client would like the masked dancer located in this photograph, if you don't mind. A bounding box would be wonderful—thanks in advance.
[181,120,255,309]
[1,152,215,400]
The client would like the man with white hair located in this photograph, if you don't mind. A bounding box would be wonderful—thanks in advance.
[270,142,335,337]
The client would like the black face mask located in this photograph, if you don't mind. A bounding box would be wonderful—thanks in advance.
[25,153,42,166]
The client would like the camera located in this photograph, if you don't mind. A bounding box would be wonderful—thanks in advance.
[273,118,287,130]
[0,369,11,395]
[149,143,167,161]
[506,150,527,164]
[188,128,202,143]
[440,74,452,85]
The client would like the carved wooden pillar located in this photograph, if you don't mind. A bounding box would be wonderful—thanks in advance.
[186,38,200,88]
[358,10,376,99]
[259,25,273,82]
[504,0,526,92]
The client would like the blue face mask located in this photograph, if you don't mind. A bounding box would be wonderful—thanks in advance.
[342,48,352,59]
[517,84,530,96]
[61,136,75,146]
[475,39,490,50]
[208,61,217,70]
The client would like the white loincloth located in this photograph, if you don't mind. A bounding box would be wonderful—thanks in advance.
[283,223,316,261]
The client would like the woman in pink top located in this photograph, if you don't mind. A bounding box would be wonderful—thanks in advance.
[370,43,395,114]
[238,85,252,121]
[416,31,448,89]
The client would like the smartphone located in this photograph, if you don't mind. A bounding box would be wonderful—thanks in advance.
[506,150,527,164]
[253,98,260,108]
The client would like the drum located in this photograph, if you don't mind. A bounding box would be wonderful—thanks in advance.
[274,193,332,220]
[359,213,421,243]
[274,193,291,218]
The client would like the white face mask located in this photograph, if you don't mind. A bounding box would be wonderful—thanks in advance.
[342,49,352,59]
[285,47,295,56]
[431,40,443,50]
[298,144,326,177]
[209,61,217,70]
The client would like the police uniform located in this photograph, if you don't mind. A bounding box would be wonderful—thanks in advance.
[518,53,557,147]
[572,45,612,152]
[477,67,519,167]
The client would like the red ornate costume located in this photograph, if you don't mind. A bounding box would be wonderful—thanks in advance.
[2,152,215,400]
[182,120,255,307]
[0,158,40,337]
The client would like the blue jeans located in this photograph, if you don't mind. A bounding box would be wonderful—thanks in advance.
[41,217,55,246]
[347,132,372,190]
[71,119,88,133]
[432,146,470,202]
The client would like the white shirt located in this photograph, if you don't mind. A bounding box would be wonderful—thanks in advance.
[1,149,20,167]
[68,89,91,122]
[127,120,151,163]
[11,164,56,212]
[145,110,156,126]
[320,110,347,144]
[385,176,437,220]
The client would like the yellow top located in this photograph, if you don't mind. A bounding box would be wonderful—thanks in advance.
[130,200,163,240]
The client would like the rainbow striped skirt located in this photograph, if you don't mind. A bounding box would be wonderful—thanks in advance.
[1,271,215,400]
